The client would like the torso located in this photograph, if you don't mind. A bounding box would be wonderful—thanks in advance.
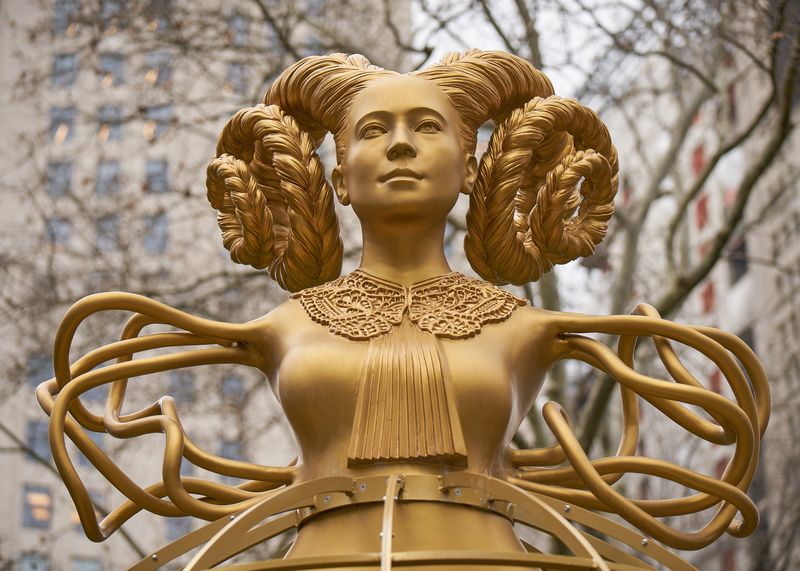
[248,273,564,482]
[244,273,565,569]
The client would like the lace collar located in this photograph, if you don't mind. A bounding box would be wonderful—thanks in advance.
[292,269,527,340]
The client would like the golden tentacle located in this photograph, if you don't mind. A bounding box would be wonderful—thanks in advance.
[37,292,296,541]
[505,305,767,550]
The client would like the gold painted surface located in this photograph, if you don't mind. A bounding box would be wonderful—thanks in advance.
[36,50,769,570]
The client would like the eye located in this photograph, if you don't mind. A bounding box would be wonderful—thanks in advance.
[416,120,442,134]
[359,124,386,139]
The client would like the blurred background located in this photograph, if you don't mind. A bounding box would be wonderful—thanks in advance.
[0,0,797,569]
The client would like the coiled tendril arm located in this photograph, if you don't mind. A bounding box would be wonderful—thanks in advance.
[505,304,769,551]
[36,292,296,542]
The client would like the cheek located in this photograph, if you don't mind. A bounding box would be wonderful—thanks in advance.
[342,146,375,193]
[429,144,466,188]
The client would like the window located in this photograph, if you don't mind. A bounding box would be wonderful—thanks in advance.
[307,0,325,17]
[145,159,168,193]
[71,488,103,530]
[72,558,102,571]
[228,13,247,46]
[729,236,748,284]
[23,485,52,529]
[694,193,709,230]
[98,106,123,141]
[708,370,722,394]
[27,352,53,386]
[53,0,78,36]
[145,51,172,86]
[221,374,244,404]
[19,553,50,571]
[46,217,72,244]
[143,105,172,141]
[143,212,169,254]
[47,161,72,197]
[78,431,105,466]
[53,54,77,87]
[691,143,705,176]
[168,369,195,403]
[219,439,243,461]
[96,160,120,195]
[144,0,172,32]
[219,440,244,485]
[50,106,75,143]
[99,53,125,87]
[26,420,51,462]
[726,83,737,123]
[166,517,192,541]
[738,326,756,352]
[443,221,456,258]
[95,214,120,251]
[83,382,109,402]
[180,459,195,476]
[101,0,125,31]
[701,281,715,313]
[226,62,247,94]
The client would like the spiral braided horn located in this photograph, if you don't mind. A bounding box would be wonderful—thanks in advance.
[473,96,618,284]
[206,54,393,292]
[417,51,618,285]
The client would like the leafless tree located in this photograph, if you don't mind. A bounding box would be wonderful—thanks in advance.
[1,0,798,567]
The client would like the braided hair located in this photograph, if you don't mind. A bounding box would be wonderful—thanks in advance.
[206,50,618,291]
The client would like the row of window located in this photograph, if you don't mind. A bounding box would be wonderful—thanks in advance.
[19,552,102,571]
[22,470,233,532]
[44,212,169,254]
[26,419,234,477]
[54,0,172,37]
[53,51,251,94]
[54,51,172,88]
[55,0,262,54]
[50,105,173,144]
[26,355,248,404]
[25,420,104,465]
[47,158,168,197]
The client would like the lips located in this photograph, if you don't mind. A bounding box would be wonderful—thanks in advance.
[378,168,424,183]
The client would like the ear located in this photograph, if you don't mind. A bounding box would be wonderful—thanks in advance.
[331,165,350,206]
[461,154,478,195]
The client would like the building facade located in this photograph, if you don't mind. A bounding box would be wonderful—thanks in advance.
[0,1,410,569]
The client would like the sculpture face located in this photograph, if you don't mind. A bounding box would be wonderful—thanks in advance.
[333,75,477,224]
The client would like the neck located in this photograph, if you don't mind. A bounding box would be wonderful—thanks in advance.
[358,218,451,285]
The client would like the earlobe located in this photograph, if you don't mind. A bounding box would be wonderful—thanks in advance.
[332,165,350,206]
[461,155,478,195]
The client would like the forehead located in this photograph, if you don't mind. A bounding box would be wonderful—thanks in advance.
[348,76,458,127]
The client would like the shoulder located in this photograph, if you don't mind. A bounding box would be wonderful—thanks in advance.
[498,304,573,363]
[253,296,310,333]
[242,296,311,348]
[504,303,562,338]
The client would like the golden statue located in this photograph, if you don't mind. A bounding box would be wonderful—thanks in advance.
[37,51,770,571]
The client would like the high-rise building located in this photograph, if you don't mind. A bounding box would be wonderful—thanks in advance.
[0,1,410,568]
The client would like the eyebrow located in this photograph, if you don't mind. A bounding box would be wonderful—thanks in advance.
[353,107,449,134]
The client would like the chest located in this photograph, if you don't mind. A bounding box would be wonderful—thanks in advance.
[271,317,530,464]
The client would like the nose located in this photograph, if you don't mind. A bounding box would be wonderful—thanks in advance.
[386,127,417,160]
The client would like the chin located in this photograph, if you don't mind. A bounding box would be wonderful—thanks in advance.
[363,200,455,223]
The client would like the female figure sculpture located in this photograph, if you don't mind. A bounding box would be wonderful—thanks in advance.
[38,51,769,571]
